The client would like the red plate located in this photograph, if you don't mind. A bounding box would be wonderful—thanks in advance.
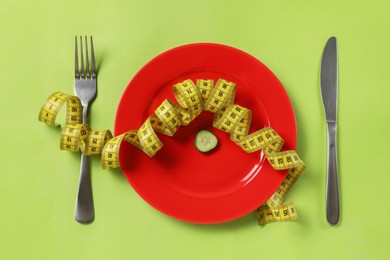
[115,43,296,224]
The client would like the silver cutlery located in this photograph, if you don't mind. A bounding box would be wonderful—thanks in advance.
[320,36,339,225]
[74,36,97,223]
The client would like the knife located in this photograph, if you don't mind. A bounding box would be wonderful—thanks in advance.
[320,36,339,225]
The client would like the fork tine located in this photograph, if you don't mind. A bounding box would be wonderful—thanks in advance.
[90,36,97,78]
[85,36,90,79]
[75,36,79,79]
[80,36,85,79]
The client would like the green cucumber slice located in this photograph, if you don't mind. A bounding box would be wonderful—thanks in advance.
[195,130,218,153]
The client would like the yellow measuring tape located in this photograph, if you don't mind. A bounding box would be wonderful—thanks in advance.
[38,79,305,225]
[38,92,113,155]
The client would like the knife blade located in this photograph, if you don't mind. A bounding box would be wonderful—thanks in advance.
[320,36,340,225]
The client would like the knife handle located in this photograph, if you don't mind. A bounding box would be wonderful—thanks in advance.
[326,122,340,225]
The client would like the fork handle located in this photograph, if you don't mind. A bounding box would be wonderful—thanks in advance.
[75,154,94,223]
[75,105,94,223]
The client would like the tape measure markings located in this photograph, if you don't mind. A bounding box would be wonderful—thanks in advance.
[266,165,305,208]
[38,92,82,126]
[256,201,298,225]
[39,78,305,225]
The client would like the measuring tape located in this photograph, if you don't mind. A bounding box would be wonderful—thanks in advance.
[38,79,305,225]
[38,92,113,155]
[256,201,298,225]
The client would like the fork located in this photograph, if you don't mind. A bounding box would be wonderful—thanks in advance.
[74,36,97,223]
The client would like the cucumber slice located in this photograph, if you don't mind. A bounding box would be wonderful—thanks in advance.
[195,130,218,153]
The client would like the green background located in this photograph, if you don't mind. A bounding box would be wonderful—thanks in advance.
[1,0,389,259]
